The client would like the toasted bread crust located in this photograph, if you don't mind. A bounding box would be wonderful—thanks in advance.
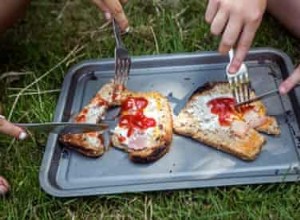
[173,81,278,160]
[174,116,265,160]
[59,133,105,157]
[58,83,117,157]
[129,145,170,163]
[256,116,280,135]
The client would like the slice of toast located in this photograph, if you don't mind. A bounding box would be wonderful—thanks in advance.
[173,82,280,161]
[59,83,117,157]
[59,132,105,157]
[111,91,173,163]
[59,82,173,162]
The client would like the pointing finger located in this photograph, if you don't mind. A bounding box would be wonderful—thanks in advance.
[218,14,243,54]
[228,22,258,73]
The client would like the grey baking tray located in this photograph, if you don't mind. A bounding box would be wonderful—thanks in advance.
[39,48,300,197]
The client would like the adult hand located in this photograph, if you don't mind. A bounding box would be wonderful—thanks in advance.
[279,65,300,95]
[0,115,27,140]
[92,0,129,32]
[205,0,267,73]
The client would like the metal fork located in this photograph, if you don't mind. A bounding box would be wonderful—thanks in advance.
[226,49,251,104]
[112,19,131,87]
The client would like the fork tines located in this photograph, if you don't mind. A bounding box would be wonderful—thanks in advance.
[112,19,131,89]
[227,64,251,105]
[114,51,131,87]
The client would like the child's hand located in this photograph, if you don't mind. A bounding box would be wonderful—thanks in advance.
[92,0,129,32]
[279,65,300,95]
[205,0,267,73]
[0,115,27,140]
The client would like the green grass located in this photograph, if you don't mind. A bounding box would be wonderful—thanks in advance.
[0,0,299,219]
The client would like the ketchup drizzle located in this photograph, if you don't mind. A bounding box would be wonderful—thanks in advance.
[119,97,156,137]
[207,97,254,126]
[207,97,235,126]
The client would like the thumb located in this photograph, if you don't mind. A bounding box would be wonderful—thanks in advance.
[0,115,27,140]
[279,65,300,95]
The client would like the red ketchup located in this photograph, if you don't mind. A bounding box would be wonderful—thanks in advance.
[119,97,156,137]
[96,99,108,107]
[112,85,124,101]
[207,97,254,126]
[207,97,236,126]
[118,136,126,142]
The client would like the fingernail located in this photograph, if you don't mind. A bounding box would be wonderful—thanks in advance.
[125,26,130,33]
[18,131,27,140]
[230,61,241,73]
[104,12,111,20]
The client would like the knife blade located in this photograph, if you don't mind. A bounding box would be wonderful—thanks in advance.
[235,88,279,107]
[14,122,109,134]
[235,83,300,107]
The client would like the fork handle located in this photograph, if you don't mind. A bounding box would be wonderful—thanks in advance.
[112,18,124,48]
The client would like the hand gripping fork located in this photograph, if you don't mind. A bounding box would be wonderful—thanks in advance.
[226,49,251,105]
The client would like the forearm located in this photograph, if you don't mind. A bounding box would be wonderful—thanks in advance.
[267,0,300,38]
[0,0,31,34]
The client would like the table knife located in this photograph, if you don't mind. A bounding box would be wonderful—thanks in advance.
[235,83,300,107]
[14,122,109,134]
